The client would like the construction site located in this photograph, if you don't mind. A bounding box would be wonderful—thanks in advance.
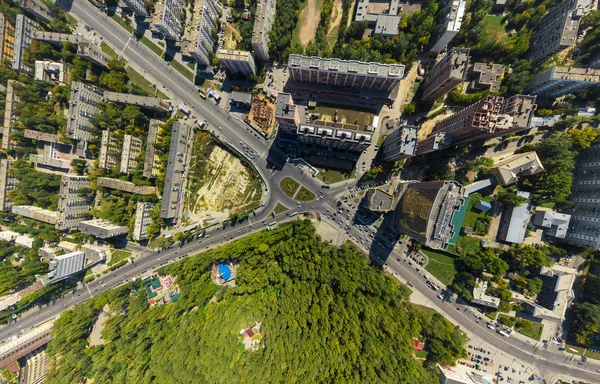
[246,93,275,136]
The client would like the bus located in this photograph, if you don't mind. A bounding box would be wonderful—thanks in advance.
[289,212,298,217]
[198,91,207,99]
[268,221,277,226]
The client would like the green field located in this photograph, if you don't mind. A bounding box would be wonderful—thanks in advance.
[296,186,316,202]
[280,177,300,198]
[317,169,355,184]
[169,59,195,82]
[422,248,457,286]
[110,14,135,34]
[100,41,116,57]
[516,321,543,341]
[108,249,132,267]
[273,203,288,215]
[456,236,482,254]
[482,15,507,42]
[125,67,168,99]
[141,36,164,56]
[462,193,492,228]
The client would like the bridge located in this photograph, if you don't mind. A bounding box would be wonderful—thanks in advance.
[0,322,54,369]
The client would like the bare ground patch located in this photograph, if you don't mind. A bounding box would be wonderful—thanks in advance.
[297,0,322,47]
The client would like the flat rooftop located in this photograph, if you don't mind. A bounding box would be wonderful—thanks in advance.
[551,66,600,83]
[288,54,405,79]
[369,188,394,212]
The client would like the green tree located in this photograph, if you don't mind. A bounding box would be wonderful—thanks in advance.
[497,189,528,207]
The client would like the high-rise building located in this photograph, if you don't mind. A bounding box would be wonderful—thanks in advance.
[525,66,600,98]
[187,0,219,65]
[121,0,149,16]
[133,202,154,241]
[274,93,306,133]
[430,0,466,54]
[381,124,418,162]
[562,142,600,249]
[24,348,49,384]
[216,49,257,76]
[12,14,37,72]
[421,47,470,101]
[416,95,537,155]
[66,82,103,141]
[56,175,93,231]
[252,0,276,61]
[120,134,143,175]
[161,122,191,219]
[288,55,404,92]
[43,251,86,284]
[528,0,592,62]
[152,0,185,40]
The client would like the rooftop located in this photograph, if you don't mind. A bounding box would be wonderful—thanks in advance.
[491,151,544,185]
[288,54,405,79]
[369,188,394,212]
[471,278,500,308]
[374,15,401,36]
[501,191,531,244]
[550,66,600,83]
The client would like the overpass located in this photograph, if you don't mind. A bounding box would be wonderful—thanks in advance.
[0,321,53,369]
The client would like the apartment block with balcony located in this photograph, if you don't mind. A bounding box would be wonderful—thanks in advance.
[0,159,16,211]
[161,122,192,219]
[187,0,219,65]
[416,95,537,155]
[66,82,103,141]
[120,0,149,17]
[152,0,185,40]
[133,202,154,241]
[98,130,120,170]
[216,49,256,76]
[430,0,466,54]
[528,0,592,62]
[143,119,162,178]
[0,14,16,65]
[12,14,37,72]
[252,0,276,61]
[56,175,93,231]
[421,47,470,101]
[120,134,143,175]
[2,79,21,150]
[525,66,600,98]
[381,124,418,162]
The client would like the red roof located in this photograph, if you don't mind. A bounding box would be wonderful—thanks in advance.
[413,339,425,351]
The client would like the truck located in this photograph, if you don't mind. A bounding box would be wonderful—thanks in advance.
[179,104,191,116]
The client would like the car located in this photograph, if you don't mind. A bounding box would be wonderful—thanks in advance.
[437,293,444,300]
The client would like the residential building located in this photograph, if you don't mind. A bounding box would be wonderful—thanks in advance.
[0,323,53,370]
[34,60,65,84]
[103,91,170,112]
[12,15,37,72]
[532,208,571,239]
[471,278,500,308]
[98,130,120,170]
[497,191,531,244]
[120,134,143,175]
[288,55,404,93]
[217,49,256,76]
[186,0,219,65]
[421,47,470,101]
[133,202,154,241]
[2,80,20,150]
[96,177,157,195]
[252,0,277,61]
[468,62,504,93]
[0,159,15,211]
[430,0,466,54]
[525,266,576,321]
[416,95,537,155]
[381,124,418,162]
[577,107,597,117]
[56,175,93,231]
[78,219,129,238]
[43,251,86,284]
[76,41,110,68]
[143,119,162,178]
[528,114,562,128]
[24,348,48,384]
[394,181,466,250]
[152,0,185,40]
[11,206,58,224]
[0,14,15,65]
[528,0,592,62]
[562,141,600,249]
[161,122,192,219]
[230,91,253,109]
[490,151,544,185]
[66,82,103,141]
[438,365,489,384]
[525,66,600,98]
[274,93,307,132]
[7,0,55,23]
[120,0,149,16]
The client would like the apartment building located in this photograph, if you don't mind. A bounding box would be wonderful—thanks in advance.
[274,93,306,132]
[98,130,120,170]
[78,219,129,239]
[288,55,404,93]
[133,202,154,241]
[11,206,59,224]
[161,122,192,219]
[0,14,15,65]
[12,14,37,72]
[421,47,470,101]
[120,134,143,174]
[56,175,93,231]
[2,79,21,150]
[252,0,277,61]
[143,119,162,178]
[43,251,86,284]
[120,0,149,17]
[96,177,157,195]
[430,0,466,54]
[66,82,103,141]
[525,66,600,98]
[469,62,504,93]
[528,0,592,62]
[216,49,257,76]
[24,348,49,384]
[7,0,55,23]
[381,124,418,162]
[0,159,16,212]
[152,0,185,40]
[187,0,219,65]
[562,142,600,249]
[417,95,537,155]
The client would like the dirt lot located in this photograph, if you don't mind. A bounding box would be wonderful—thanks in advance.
[297,0,322,47]
[89,305,110,346]
[185,133,263,226]
[417,111,452,141]
[223,24,242,50]
[326,0,344,47]
[248,94,276,136]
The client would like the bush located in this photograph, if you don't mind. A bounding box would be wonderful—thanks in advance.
[497,314,515,328]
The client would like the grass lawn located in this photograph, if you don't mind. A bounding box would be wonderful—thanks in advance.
[422,248,457,286]
[456,235,482,254]
[565,343,600,360]
[482,15,507,41]
[110,14,135,34]
[100,41,116,57]
[273,203,288,215]
[280,177,300,198]
[169,59,195,82]
[462,193,492,228]
[412,304,437,316]
[311,105,375,130]
[316,169,355,184]
[108,249,132,267]
[296,186,316,201]
[516,322,543,341]
[126,67,168,99]
[141,36,163,56]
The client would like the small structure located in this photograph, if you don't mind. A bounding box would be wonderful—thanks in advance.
[493,0,507,12]
[144,275,180,306]
[230,91,253,110]
[211,263,237,286]
[471,278,500,309]
[473,200,492,213]
[34,60,65,84]
[412,339,425,351]
[497,191,531,244]
[577,107,596,117]
[368,187,395,212]
[490,152,544,185]
[532,208,571,239]
[469,62,504,93]
[78,219,129,239]
[240,322,263,351]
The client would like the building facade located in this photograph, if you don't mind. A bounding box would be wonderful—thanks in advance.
[120,134,143,175]
[133,202,154,241]
[121,0,149,16]
[98,129,119,170]
[430,0,466,54]
[12,14,37,72]
[24,348,48,384]
[78,219,129,238]
[2,79,20,150]
[274,93,306,133]
[0,159,15,212]
[216,49,257,76]
[56,175,93,231]
[66,82,103,142]
[152,0,185,40]
[0,14,15,65]
[44,251,86,284]
[161,122,191,219]
[528,0,592,62]
[143,119,161,178]
[188,0,219,65]
[252,0,277,61]
[525,66,600,98]
[421,47,470,101]
[381,124,418,162]
[417,95,537,155]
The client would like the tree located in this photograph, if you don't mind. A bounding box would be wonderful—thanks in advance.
[70,159,87,175]
[567,127,599,151]
[571,302,600,345]
[496,189,528,207]
[503,245,554,272]
[402,102,417,115]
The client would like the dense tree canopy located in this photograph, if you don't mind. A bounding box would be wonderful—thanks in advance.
[46,221,466,383]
